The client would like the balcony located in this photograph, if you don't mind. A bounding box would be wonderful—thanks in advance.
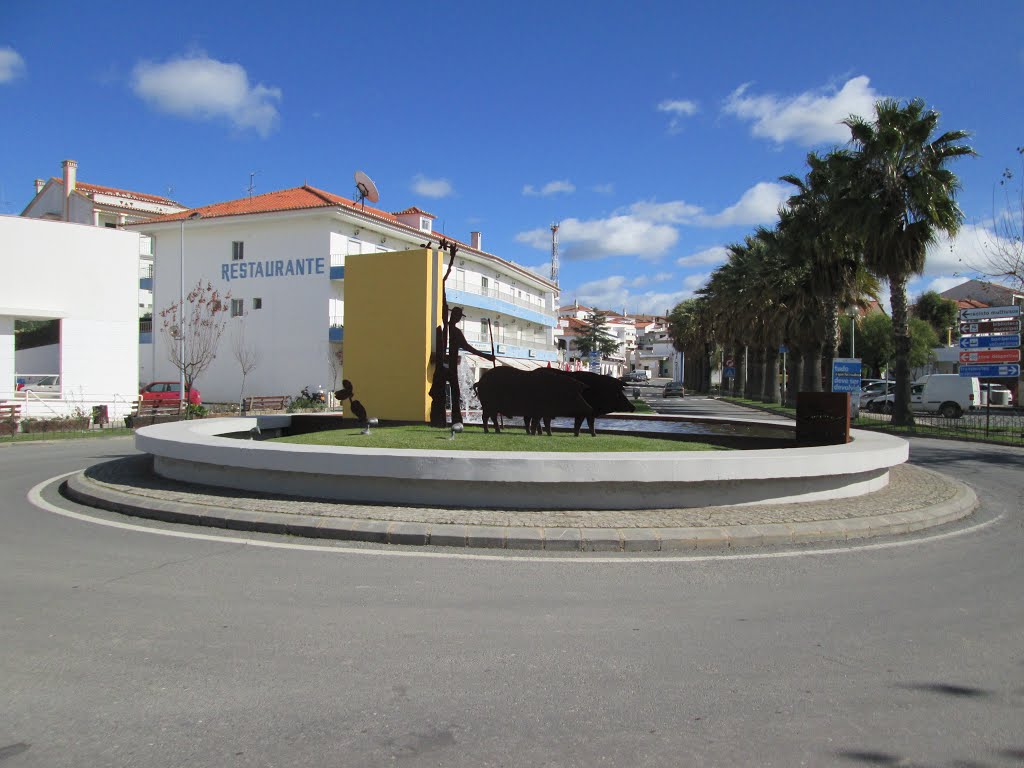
[139,262,154,292]
[139,318,152,344]
[329,316,343,342]
[461,329,557,362]
[447,279,556,327]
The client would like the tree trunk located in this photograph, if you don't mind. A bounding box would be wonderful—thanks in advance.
[735,344,747,397]
[763,345,780,404]
[889,272,915,427]
[788,346,803,406]
[748,347,764,400]
[802,343,823,392]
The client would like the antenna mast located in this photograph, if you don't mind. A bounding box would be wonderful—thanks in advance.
[550,222,560,286]
[247,172,258,198]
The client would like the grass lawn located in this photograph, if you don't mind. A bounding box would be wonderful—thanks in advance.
[0,428,134,444]
[273,423,725,452]
[630,399,654,414]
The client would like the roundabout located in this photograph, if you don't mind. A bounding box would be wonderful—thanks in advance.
[59,413,976,551]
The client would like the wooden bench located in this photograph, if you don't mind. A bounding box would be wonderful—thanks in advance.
[126,399,184,428]
[243,395,289,412]
[0,403,22,436]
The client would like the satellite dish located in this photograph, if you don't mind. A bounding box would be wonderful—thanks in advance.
[354,170,380,208]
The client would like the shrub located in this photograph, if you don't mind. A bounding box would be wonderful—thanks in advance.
[287,386,326,413]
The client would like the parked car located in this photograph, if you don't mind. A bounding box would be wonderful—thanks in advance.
[662,382,685,398]
[859,380,894,408]
[979,382,1014,406]
[140,381,202,405]
[22,374,61,396]
[621,371,650,383]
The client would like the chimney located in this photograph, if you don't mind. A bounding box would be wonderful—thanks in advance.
[34,179,45,194]
[62,159,77,221]
[471,231,482,251]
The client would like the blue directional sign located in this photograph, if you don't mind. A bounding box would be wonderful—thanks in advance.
[589,351,601,373]
[958,364,1020,379]
[831,358,863,393]
[959,334,1021,350]
[724,366,736,378]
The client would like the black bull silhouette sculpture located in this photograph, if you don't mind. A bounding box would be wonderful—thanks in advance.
[473,368,635,436]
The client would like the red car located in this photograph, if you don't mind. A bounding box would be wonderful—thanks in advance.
[140,381,202,405]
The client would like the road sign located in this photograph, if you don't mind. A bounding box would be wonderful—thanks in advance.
[959,305,1021,321]
[959,349,1021,364]
[959,319,1021,335]
[959,334,1021,350]
[831,358,862,393]
[724,366,736,378]
[724,358,735,368]
[958,363,1021,378]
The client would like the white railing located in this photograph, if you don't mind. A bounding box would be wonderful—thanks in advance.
[462,329,551,352]
[330,253,345,268]
[448,279,554,317]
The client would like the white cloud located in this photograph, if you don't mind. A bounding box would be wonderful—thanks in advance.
[628,182,787,229]
[696,182,790,227]
[677,245,729,267]
[574,273,705,315]
[524,261,552,279]
[592,183,615,195]
[628,200,703,224]
[517,215,678,261]
[132,53,281,136]
[922,276,967,294]
[515,183,788,264]
[412,174,454,198]
[523,179,576,197]
[723,75,882,145]
[0,47,26,83]
[657,98,699,133]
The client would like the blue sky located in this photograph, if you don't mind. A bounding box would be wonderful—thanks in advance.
[3,1,1022,314]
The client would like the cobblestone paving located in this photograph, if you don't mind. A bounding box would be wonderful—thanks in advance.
[82,456,957,529]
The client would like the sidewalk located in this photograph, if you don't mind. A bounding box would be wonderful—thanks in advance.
[63,455,977,552]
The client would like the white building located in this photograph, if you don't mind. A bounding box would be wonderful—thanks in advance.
[20,159,186,320]
[1,216,140,418]
[134,185,559,404]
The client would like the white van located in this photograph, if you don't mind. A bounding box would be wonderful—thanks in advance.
[911,374,980,418]
[867,375,981,418]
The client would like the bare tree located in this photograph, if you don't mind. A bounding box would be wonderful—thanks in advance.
[159,280,230,411]
[326,344,343,409]
[232,318,261,410]
[976,146,1023,291]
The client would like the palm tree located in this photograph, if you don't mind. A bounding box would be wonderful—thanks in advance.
[780,150,866,367]
[842,98,974,426]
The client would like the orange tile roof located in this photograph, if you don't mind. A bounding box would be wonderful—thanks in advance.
[50,177,183,207]
[394,206,436,218]
[135,184,559,290]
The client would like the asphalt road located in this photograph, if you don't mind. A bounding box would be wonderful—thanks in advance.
[1,421,1023,768]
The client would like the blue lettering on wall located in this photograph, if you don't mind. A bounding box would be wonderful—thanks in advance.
[219,257,330,281]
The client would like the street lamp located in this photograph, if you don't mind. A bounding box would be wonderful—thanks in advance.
[179,211,202,408]
[846,307,859,358]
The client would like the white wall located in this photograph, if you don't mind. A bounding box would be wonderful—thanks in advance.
[0,316,12,399]
[0,216,139,411]
[149,213,336,403]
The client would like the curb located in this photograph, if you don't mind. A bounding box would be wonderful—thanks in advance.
[61,467,979,553]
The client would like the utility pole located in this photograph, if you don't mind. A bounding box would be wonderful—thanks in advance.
[550,223,560,286]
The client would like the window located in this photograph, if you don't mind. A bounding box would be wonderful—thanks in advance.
[232,241,244,261]
[420,217,432,232]
[253,298,262,310]
[480,319,487,338]
[231,299,244,317]
[481,277,489,291]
